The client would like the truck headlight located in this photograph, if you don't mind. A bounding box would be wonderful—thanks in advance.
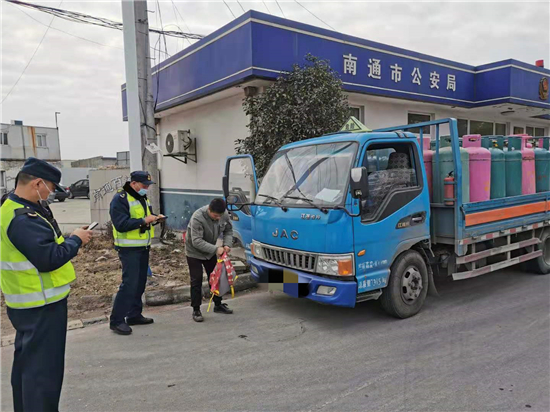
[316,254,354,276]
[251,240,264,259]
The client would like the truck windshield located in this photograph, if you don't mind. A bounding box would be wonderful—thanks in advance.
[257,142,357,207]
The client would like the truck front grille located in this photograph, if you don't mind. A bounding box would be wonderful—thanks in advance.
[261,245,317,272]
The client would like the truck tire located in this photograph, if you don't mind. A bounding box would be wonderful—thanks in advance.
[380,250,429,319]
[527,231,550,275]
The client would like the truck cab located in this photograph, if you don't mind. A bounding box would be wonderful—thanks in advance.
[224,129,432,318]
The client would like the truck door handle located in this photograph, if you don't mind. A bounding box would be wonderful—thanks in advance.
[412,217,423,222]
[410,212,426,225]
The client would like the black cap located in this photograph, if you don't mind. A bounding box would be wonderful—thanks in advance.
[130,171,156,185]
[20,157,63,190]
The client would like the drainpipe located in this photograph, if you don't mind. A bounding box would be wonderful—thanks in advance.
[19,125,26,159]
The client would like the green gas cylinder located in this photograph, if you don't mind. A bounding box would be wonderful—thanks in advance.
[481,136,506,199]
[503,137,523,197]
[432,137,470,204]
[534,138,550,193]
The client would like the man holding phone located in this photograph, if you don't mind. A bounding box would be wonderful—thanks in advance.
[0,157,93,411]
[109,171,165,335]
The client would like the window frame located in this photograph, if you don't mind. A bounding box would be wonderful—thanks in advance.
[1,132,8,145]
[36,133,47,147]
[349,106,365,123]
[359,139,423,223]
[407,112,432,135]
[455,118,508,137]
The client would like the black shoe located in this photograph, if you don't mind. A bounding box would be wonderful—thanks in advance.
[214,303,233,314]
[126,315,154,326]
[110,323,132,335]
[193,310,204,322]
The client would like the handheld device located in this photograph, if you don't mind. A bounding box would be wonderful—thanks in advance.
[88,222,99,230]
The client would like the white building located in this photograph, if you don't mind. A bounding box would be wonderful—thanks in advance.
[0,120,61,194]
[122,11,550,230]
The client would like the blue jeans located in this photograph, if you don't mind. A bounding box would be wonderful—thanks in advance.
[110,247,149,325]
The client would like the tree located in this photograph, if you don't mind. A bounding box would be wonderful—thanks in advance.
[236,54,351,177]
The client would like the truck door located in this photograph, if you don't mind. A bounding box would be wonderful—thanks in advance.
[223,155,258,261]
[353,139,430,293]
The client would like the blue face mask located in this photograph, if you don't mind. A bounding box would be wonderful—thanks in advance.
[138,188,148,196]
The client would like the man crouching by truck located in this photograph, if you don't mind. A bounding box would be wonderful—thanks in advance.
[186,198,234,322]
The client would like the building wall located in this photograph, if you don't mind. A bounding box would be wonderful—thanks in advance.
[0,159,64,193]
[71,157,117,168]
[89,168,131,227]
[158,93,248,229]
[1,123,61,161]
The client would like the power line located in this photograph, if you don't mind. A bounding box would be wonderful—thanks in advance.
[275,0,286,18]
[262,1,272,15]
[10,2,123,50]
[236,0,246,13]
[222,0,237,18]
[293,0,336,31]
[2,1,61,104]
[170,0,192,47]
[5,0,203,40]
[156,0,169,56]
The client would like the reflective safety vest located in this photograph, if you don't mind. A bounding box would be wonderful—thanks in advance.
[112,191,154,247]
[0,198,76,309]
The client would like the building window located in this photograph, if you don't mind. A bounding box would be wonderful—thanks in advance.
[1,132,7,145]
[349,106,364,123]
[457,119,468,137]
[470,120,494,136]
[513,126,525,135]
[527,126,546,137]
[495,123,506,135]
[408,113,431,134]
[36,134,47,147]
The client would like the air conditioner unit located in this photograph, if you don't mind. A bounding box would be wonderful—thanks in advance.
[163,130,192,155]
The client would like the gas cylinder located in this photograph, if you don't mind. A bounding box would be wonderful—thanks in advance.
[508,136,536,195]
[463,134,491,202]
[534,138,550,193]
[481,136,506,199]
[433,137,470,204]
[444,172,455,206]
[502,137,523,197]
[417,137,433,202]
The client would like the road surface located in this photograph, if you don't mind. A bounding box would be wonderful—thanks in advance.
[1,269,549,411]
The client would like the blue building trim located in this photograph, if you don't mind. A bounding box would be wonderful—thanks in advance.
[122,10,550,118]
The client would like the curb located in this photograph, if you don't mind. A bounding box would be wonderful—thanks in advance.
[144,272,257,306]
[1,273,257,348]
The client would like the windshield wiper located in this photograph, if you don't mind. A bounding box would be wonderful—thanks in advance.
[257,194,288,211]
[281,195,329,214]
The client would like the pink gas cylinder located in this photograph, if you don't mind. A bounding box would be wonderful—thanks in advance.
[463,134,491,202]
[509,135,536,195]
[417,137,433,201]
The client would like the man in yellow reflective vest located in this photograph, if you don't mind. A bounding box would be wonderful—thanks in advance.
[0,157,93,412]
[109,171,165,335]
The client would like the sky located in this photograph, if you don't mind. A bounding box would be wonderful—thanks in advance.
[1,0,549,160]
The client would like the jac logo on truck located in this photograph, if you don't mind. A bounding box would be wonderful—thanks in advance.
[272,229,299,240]
[301,214,321,220]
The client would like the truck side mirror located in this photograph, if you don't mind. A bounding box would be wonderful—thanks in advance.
[350,167,368,199]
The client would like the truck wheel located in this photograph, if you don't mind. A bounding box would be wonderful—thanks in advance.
[380,250,429,319]
[527,231,550,275]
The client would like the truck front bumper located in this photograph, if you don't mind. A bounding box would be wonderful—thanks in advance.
[249,257,357,308]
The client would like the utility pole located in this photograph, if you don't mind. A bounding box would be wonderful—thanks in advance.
[121,0,160,215]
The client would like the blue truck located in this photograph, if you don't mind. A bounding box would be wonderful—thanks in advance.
[223,118,550,318]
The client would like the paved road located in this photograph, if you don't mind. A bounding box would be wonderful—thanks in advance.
[2,269,549,411]
[50,198,91,233]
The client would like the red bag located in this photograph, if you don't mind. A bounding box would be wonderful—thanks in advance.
[207,253,238,312]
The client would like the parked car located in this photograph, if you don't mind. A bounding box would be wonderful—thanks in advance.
[55,187,70,202]
[69,179,90,199]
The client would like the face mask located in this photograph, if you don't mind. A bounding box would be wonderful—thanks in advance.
[138,188,148,196]
[37,180,55,206]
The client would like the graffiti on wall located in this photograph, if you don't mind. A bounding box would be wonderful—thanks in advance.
[93,175,129,203]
